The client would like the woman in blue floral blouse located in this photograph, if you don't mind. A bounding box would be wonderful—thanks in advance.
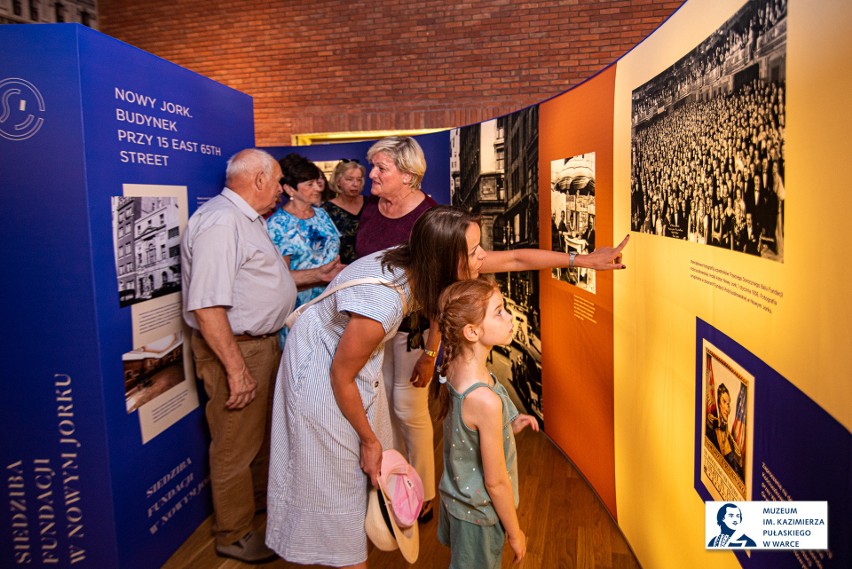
[267,153,344,346]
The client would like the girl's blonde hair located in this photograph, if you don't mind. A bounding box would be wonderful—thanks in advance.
[431,278,501,420]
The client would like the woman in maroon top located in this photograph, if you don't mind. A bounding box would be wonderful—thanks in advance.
[355,136,439,521]
[355,139,438,258]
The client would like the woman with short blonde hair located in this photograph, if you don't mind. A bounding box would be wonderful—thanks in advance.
[322,159,367,264]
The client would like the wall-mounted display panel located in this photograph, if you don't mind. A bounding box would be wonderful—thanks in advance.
[0,24,254,568]
[613,0,851,567]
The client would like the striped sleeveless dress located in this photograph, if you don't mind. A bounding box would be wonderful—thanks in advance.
[266,251,409,566]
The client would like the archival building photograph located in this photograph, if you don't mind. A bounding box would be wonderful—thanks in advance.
[450,105,543,421]
[112,196,182,307]
[551,152,597,293]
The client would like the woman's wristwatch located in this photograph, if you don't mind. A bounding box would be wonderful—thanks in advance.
[569,251,577,269]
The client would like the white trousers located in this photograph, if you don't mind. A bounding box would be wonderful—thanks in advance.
[382,330,436,501]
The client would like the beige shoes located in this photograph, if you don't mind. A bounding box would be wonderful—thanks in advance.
[215,530,277,564]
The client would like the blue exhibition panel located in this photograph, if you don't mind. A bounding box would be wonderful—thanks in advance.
[0,24,254,568]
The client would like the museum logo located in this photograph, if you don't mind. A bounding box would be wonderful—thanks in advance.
[0,77,46,141]
[705,501,828,550]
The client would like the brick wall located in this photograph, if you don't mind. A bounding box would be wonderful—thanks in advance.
[99,0,684,145]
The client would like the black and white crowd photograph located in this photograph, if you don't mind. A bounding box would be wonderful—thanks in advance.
[630,0,787,262]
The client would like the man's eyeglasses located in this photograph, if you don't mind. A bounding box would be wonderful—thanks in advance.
[339,158,359,164]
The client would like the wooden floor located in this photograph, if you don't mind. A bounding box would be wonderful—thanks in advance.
[162,425,641,569]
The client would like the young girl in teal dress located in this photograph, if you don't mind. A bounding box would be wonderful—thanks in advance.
[432,278,539,568]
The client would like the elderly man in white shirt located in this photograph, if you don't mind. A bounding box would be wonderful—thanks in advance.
[182,148,296,563]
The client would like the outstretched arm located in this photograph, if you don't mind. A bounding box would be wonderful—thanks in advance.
[284,255,344,290]
[481,234,629,274]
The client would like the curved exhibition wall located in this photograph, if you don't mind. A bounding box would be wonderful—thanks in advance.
[3,0,844,567]
[273,1,851,568]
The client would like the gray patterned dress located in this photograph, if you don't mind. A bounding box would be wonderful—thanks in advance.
[266,251,409,566]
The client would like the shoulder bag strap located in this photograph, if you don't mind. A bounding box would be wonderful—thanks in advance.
[284,277,404,329]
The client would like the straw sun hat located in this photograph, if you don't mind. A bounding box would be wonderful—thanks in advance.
[365,449,424,564]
